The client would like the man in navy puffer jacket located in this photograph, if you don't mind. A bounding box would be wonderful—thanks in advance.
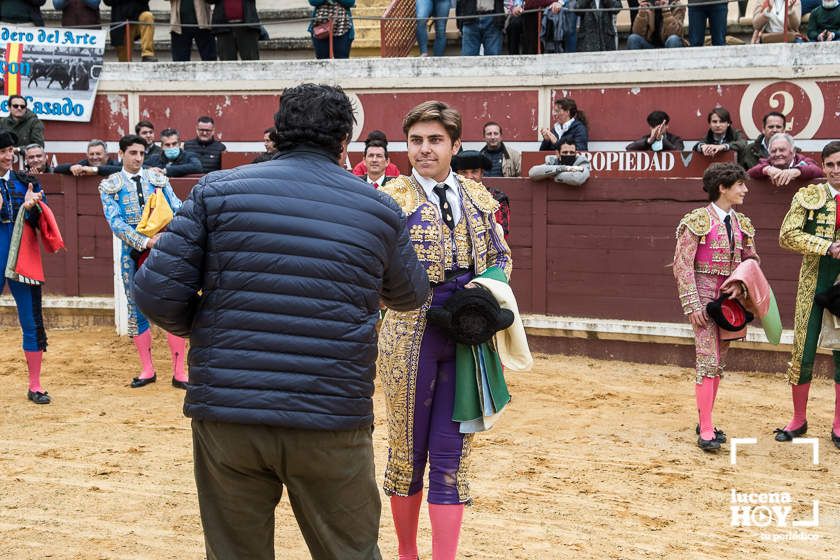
[134,84,428,560]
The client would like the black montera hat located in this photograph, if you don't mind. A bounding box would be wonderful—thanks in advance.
[706,295,754,331]
[815,283,840,316]
[0,130,19,150]
[427,286,515,346]
[452,150,492,172]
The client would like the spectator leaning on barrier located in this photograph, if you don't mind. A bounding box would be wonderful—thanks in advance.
[687,0,727,47]
[576,0,621,52]
[104,0,157,62]
[184,116,226,173]
[308,0,355,60]
[208,0,261,60]
[539,97,589,152]
[144,128,203,177]
[416,0,450,56]
[0,95,44,152]
[457,0,506,56]
[167,0,217,62]
[747,133,822,187]
[693,107,747,163]
[0,0,45,25]
[24,144,51,174]
[135,120,162,160]
[252,127,278,163]
[53,0,101,28]
[751,0,801,43]
[54,139,121,177]
[481,121,521,177]
[626,110,685,151]
[528,139,591,186]
[742,111,786,170]
[627,0,687,49]
[806,0,840,41]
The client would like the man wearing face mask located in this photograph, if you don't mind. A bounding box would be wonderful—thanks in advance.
[144,128,203,177]
[527,140,591,186]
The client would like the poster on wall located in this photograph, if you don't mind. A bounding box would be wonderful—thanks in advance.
[0,25,105,122]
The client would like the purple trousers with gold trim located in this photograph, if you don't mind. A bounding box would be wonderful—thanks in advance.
[406,274,474,505]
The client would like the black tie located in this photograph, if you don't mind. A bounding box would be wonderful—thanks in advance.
[433,184,454,230]
[132,176,144,207]
[724,214,732,246]
[0,178,8,221]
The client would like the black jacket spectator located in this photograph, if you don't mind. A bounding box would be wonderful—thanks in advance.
[539,119,589,152]
[133,147,429,430]
[53,0,101,27]
[184,137,227,173]
[103,0,150,46]
[0,0,45,25]
[53,157,121,176]
[207,0,261,60]
[145,149,203,177]
[626,132,685,151]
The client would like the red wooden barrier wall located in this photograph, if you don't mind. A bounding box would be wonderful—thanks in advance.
[36,171,818,330]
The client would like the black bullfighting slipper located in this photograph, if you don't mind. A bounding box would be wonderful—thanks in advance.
[171,378,188,390]
[697,436,721,451]
[695,424,727,444]
[27,390,50,404]
[774,421,808,442]
[130,374,157,388]
[831,431,840,450]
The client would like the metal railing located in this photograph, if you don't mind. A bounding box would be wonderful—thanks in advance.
[380,0,417,58]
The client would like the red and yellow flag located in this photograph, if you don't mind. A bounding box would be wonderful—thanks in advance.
[4,42,23,96]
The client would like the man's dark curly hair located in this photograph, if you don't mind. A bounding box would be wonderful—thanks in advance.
[274,84,356,161]
[702,162,747,201]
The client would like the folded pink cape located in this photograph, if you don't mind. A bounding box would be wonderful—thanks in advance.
[721,259,770,318]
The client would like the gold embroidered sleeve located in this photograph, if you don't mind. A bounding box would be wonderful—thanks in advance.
[779,197,832,256]
[673,227,701,315]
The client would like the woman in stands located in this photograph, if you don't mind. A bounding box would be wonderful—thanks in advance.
[673,163,757,452]
[693,107,748,164]
[538,97,589,152]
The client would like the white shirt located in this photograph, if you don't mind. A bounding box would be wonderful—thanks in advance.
[1,169,10,182]
[412,168,462,224]
[554,117,576,139]
[711,202,734,223]
[366,175,385,188]
[829,184,839,199]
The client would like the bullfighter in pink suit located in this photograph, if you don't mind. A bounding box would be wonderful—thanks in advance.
[673,163,758,451]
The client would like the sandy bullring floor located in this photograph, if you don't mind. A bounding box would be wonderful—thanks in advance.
[1,326,839,559]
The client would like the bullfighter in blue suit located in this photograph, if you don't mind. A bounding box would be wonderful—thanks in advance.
[99,134,188,389]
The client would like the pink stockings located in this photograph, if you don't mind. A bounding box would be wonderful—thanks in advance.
[133,330,187,380]
[390,493,465,560]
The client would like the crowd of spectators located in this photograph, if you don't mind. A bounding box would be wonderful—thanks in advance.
[1,0,834,63]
